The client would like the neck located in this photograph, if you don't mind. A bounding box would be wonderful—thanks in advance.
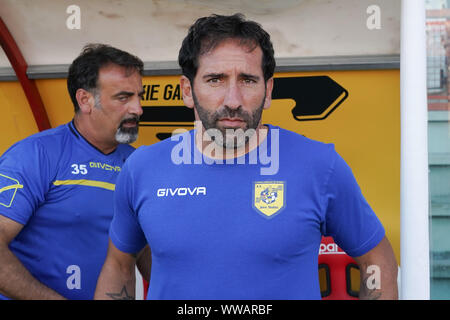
[73,115,118,154]
[195,123,268,160]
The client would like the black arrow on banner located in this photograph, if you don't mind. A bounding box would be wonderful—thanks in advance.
[273,76,348,121]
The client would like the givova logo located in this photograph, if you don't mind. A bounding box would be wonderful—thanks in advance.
[0,173,23,208]
[157,186,207,197]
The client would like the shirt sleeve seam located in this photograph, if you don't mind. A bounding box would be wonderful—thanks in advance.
[345,226,385,257]
[109,226,143,254]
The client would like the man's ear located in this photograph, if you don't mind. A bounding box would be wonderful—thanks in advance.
[263,77,274,110]
[180,76,195,109]
[76,88,95,114]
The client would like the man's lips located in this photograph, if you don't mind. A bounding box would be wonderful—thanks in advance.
[120,119,138,128]
[218,118,244,127]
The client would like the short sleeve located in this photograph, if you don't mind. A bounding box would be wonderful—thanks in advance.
[0,139,50,225]
[109,160,147,254]
[322,149,385,257]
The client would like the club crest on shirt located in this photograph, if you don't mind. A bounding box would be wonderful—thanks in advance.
[253,181,286,218]
[0,173,23,208]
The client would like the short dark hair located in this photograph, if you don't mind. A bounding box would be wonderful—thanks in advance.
[67,43,144,112]
[178,13,275,83]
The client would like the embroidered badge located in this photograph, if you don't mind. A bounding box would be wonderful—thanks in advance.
[253,181,286,218]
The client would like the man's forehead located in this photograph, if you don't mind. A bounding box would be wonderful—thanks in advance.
[199,37,259,55]
[98,64,140,79]
[197,39,263,74]
[97,64,142,88]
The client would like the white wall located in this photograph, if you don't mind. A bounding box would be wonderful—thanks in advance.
[0,0,400,68]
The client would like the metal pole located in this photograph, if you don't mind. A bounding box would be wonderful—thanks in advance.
[400,0,430,300]
[0,17,51,131]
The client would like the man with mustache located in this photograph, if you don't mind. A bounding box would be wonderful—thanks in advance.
[0,44,149,299]
[95,14,398,300]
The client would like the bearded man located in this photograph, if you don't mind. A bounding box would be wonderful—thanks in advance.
[0,44,149,300]
[95,15,398,300]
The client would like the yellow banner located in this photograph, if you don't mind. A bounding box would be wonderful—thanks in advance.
[0,69,400,260]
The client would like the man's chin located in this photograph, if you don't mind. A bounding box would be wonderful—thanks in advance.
[115,128,138,144]
[213,132,254,150]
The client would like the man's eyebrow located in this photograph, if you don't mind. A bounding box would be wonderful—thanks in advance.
[202,73,261,81]
[202,73,225,79]
[239,73,260,81]
[112,91,133,98]
[112,90,144,98]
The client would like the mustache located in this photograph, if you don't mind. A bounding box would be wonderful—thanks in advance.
[213,106,250,122]
[119,115,140,127]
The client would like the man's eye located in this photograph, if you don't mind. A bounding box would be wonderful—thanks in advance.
[242,78,256,84]
[207,78,221,83]
[118,96,129,101]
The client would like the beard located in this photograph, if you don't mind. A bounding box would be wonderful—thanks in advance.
[192,89,265,149]
[115,116,140,144]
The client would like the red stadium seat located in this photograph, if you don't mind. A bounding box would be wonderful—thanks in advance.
[319,236,359,300]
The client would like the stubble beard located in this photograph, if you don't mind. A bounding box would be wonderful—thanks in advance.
[192,89,265,149]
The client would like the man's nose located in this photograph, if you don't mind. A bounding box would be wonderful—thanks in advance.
[223,82,243,110]
[129,96,143,117]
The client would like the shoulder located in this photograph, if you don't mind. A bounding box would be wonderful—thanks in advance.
[0,124,73,186]
[1,124,71,162]
[270,124,337,159]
